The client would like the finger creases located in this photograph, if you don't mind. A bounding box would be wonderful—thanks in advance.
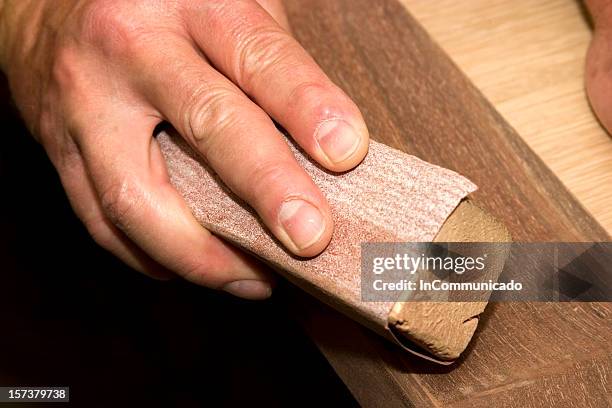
[56,145,175,281]
[139,41,334,257]
[73,103,273,297]
[184,0,370,172]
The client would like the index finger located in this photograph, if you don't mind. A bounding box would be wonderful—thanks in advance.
[184,0,370,172]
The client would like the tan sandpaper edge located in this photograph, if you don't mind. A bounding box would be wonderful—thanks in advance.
[387,200,512,362]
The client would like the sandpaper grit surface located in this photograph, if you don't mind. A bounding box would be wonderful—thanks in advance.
[158,131,477,327]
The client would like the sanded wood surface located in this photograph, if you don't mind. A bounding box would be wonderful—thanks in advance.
[284,0,612,406]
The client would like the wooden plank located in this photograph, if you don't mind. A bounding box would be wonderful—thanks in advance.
[283,0,612,405]
[404,0,612,233]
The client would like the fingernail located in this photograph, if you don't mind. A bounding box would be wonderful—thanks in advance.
[278,199,326,251]
[222,280,272,300]
[315,119,361,164]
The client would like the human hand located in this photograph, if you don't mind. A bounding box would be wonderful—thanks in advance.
[586,0,612,134]
[0,0,369,299]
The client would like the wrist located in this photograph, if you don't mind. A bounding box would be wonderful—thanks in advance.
[0,0,17,73]
[586,0,612,29]
[0,0,37,73]
[0,0,18,74]
[0,0,8,71]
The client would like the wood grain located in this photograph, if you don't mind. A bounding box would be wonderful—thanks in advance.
[283,0,612,406]
[403,0,612,233]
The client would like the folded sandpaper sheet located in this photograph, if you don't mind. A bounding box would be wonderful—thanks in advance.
[158,130,478,360]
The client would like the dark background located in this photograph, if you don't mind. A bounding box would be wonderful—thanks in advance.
[0,76,357,407]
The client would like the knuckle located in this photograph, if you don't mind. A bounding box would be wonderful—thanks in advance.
[84,217,115,250]
[80,1,152,58]
[178,259,213,283]
[32,105,56,148]
[247,159,291,202]
[286,80,335,118]
[235,25,294,92]
[54,135,82,173]
[51,46,81,90]
[180,85,241,151]
[99,180,144,231]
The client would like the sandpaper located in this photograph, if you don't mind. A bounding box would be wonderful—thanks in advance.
[388,201,511,361]
[157,130,479,359]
